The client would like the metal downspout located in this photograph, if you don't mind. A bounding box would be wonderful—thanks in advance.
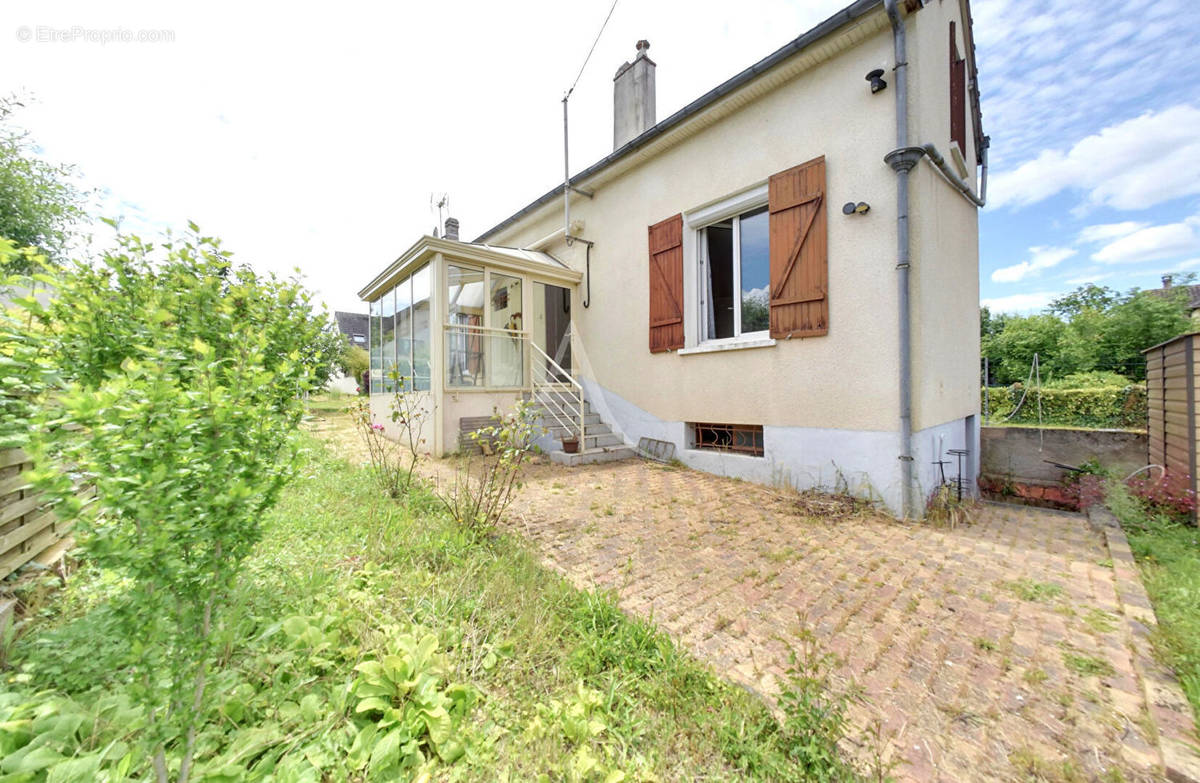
[884,0,924,519]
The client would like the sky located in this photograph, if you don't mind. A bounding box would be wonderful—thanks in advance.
[2,0,1199,317]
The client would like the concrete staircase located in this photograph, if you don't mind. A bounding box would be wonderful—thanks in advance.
[526,393,636,466]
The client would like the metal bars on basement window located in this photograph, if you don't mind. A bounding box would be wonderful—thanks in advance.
[691,422,764,457]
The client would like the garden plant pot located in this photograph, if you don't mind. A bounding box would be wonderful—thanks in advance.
[562,438,580,454]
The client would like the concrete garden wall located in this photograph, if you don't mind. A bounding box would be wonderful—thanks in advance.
[979,426,1148,508]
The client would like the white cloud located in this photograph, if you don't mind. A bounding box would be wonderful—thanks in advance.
[990,245,1076,283]
[989,104,1200,210]
[1064,270,1114,285]
[1076,221,1148,244]
[1092,217,1200,264]
[981,291,1060,313]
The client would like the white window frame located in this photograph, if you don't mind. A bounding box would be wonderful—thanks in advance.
[684,183,770,348]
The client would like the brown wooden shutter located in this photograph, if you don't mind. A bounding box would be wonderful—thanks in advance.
[648,214,684,353]
[950,23,966,156]
[768,156,827,339]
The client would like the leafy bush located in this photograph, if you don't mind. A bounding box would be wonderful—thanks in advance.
[437,399,543,538]
[345,346,370,391]
[1042,371,1134,389]
[982,383,1147,429]
[13,225,333,782]
[352,378,433,498]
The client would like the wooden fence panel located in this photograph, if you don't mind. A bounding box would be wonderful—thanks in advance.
[0,447,80,581]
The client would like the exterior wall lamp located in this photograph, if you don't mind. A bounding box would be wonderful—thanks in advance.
[866,69,887,93]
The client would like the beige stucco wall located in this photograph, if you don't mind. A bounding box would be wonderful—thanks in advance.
[907,0,981,433]
[483,3,979,437]
[489,8,905,433]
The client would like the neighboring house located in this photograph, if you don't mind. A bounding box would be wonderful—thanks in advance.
[358,0,987,517]
[333,311,370,350]
[1149,276,1200,321]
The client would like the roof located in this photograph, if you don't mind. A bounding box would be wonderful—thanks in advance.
[357,235,581,301]
[475,0,986,244]
[1146,284,1200,311]
[333,310,369,338]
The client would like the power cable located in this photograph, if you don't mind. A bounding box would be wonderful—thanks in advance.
[566,0,621,98]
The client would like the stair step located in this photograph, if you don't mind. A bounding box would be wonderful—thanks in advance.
[546,423,610,440]
[550,445,637,467]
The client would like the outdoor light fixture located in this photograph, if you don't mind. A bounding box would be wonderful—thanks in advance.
[842,201,871,215]
[866,68,887,93]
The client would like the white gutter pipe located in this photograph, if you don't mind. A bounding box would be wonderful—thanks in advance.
[920,142,988,207]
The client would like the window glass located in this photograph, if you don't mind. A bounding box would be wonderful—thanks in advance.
[380,286,396,392]
[368,297,382,394]
[411,264,431,391]
[489,272,524,386]
[447,265,485,387]
[704,222,735,340]
[739,207,770,334]
[394,276,413,391]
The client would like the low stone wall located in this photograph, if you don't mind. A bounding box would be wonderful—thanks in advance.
[980,426,1148,508]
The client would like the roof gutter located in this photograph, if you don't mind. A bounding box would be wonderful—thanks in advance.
[474,0,882,243]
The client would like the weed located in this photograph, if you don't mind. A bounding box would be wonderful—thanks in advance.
[1062,651,1115,677]
[1023,667,1049,685]
[1008,747,1085,782]
[974,637,998,652]
[1003,578,1063,602]
[1082,609,1118,634]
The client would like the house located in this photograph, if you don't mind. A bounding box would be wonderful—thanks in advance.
[1149,276,1200,321]
[333,311,370,349]
[357,0,987,517]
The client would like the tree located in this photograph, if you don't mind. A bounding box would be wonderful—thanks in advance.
[20,225,333,782]
[984,313,1067,385]
[0,96,86,269]
[1048,283,1116,318]
[982,279,1195,384]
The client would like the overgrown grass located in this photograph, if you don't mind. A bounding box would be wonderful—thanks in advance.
[1107,483,1200,735]
[2,432,870,780]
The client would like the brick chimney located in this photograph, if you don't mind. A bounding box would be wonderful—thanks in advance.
[444,217,460,241]
[613,40,656,150]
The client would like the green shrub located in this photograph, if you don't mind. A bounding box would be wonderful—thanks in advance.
[15,225,333,782]
[982,384,1147,429]
[1042,371,1134,389]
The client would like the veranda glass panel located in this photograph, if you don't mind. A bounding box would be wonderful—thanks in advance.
[447,265,485,387]
[368,297,382,394]
[411,264,431,391]
[395,276,413,390]
[380,286,396,392]
[489,272,524,387]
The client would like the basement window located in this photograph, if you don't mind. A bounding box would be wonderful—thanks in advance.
[690,422,765,457]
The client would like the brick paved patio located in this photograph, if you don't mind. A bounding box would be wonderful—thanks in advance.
[501,458,1194,782]
[308,411,1198,781]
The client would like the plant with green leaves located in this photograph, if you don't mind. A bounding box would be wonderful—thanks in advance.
[15,224,335,782]
[349,626,475,779]
[437,398,543,538]
[352,375,433,498]
[0,96,87,270]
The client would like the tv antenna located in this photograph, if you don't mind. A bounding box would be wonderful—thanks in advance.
[430,193,450,235]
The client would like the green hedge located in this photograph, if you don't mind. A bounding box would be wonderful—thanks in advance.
[982,384,1147,429]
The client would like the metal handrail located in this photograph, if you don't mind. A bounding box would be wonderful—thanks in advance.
[444,322,530,336]
[529,341,585,443]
